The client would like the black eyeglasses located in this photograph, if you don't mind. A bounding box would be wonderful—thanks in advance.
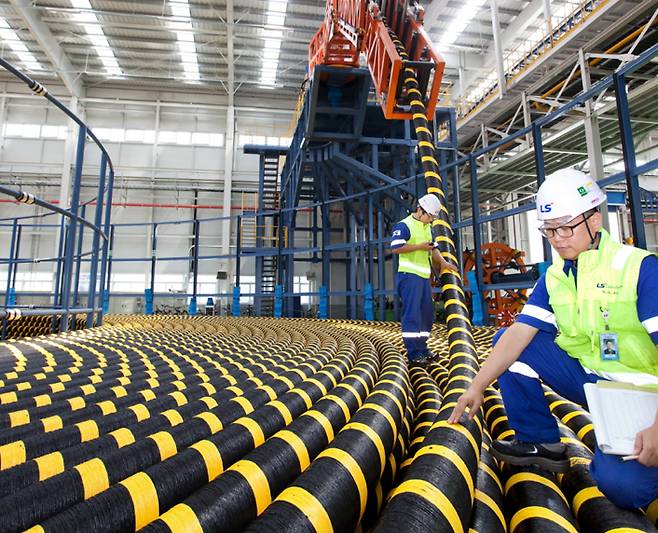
[539,212,594,238]
[419,207,437,220]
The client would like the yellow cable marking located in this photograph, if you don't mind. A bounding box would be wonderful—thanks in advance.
[42,415,63,432]
[510,506,577,533]
[80,384,96,395]
[421,156,437,164]
[76,420,100,442]
[362,402,396,433]
[97,400,116,415]
[319,448,367,517]
[110,427,135,448]
[9,409,30,427]
[196,412,223,433]
[549,400,570,410]
[75,458,110,499]
[230,460,272,514]
[370,389,403,419]
[572,486,604,515]
[236,417,266,446]
[269,400,293,425]
[120,472,159,530]
[345,422,386,474]
[232,396,255,414]
[129,404,150,422]
[475,489,506,530]
[162,409,184,426]
[149,431,178,460]
[160,504,203,533]
[291,388,314,409]
[561,411,581,424]
[111,386,128,398]
[68,397,86,411]
[416,445,474,499]
[201,397,218,409]
[191,440,224,481]
[49,382,65,393]
[276,430,311,471]
[389,480,463,533]
[277,375,295,389]
[430,421,479,458]
[276,487,333,532]
[505,473,568,506]
[646,497,658,523]
[259,385,277,401]
[302,410,334,442]
[34,394,52,407]
[325,394,351,422]
[576,423,594,440]
[35,451,64,481]
[498,429,515,440]
[141,389,156,401]
[480,462,503,493]
[337,383,362,406]
[307,378,328,395]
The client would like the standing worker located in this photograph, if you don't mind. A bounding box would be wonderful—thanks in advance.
[391,193,457,366]
[449,168,658,509]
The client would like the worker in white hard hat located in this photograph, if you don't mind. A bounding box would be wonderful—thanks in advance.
[449,168,658,509]
[391,193,457,366]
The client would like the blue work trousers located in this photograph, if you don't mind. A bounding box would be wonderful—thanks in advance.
[495,328,658,508]
[397,272,434,361]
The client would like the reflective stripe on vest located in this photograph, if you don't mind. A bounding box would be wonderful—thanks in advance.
[546,229,657,382]
[397,214,432,279]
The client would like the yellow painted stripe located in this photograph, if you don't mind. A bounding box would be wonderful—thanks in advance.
[80,384,96,395]
[307,378,328,395]
[76,420,100,442]
[68,397,86,411]
[445,299,468,310]
[0,391,18,404]
[141,389,156,402]
[129,404,150,422]
[510,506,577,533]
[269,400,293,425]
[121,472,159,530]
[260,385,277,401]
[160,504,203,533]
[475,489,506,529]
[345,422,386,474]
[416,444,474,499]
[277,375,295,389]
[276,487,333,532]
[191,440,224,481]
[169,391,187,406]
[34,394,51,407]
[505,473,568,506]
[75,458,110,499]
[370,390,403,419]
[97,401,117,415]
[196,412,223,434]
[572,486,604,515]
[303,410,335,442]
[162,409,184,426]
[110,427,135,448]
[576,423,594,440]
[35,451,64,481]
[430,421,479,459]
[42,415,63,432]
[421,156,437,164]
[232,396,255,414]
[201,397,218,410]
[319,448,367,516]
[291,388,314,409]
[276,430,311,471]
[236,417,266,446]
[389,479,463,533]
[9,409,30,427]
[362,402,396,433]
[231,460,272,514]
[149,431,178,461]
[325,394,350,422]
[480,462,503,493]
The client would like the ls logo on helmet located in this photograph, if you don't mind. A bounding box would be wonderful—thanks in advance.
[539,203,553,213]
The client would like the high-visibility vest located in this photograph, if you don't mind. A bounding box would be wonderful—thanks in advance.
[397,214,432,279]
[546,229,658,385]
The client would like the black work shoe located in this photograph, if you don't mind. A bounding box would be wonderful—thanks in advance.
[491,439,570,473]
[409,355,431,368]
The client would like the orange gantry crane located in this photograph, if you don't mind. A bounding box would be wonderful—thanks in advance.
[308,0,445,120]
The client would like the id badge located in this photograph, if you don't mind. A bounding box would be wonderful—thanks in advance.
[600,332,619,361]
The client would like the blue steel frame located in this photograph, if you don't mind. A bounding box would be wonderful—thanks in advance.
[2,44,657,324]
[0,59,115,337]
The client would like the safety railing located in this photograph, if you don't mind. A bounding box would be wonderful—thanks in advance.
[0,58,114,337]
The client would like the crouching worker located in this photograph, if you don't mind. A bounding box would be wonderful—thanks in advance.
[391,193,457,366]
[448,168,658,509]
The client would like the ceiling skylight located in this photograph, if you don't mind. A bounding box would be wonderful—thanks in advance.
[259,0,288,88]
[169,0,200,82]
[0,17,46,72]
[71,0,122,76]
[439,0,487,46]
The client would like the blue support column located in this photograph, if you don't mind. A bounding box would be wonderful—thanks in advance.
[189,219,200,316]
[232,286,241,317]
[274,285,283,318]
[97,168,115,325]
[466,271,485,326]
[149,223,158,314]
[364,283,374,320]
[59,124,87,333]
[1,219,18,339]
[614,72,646,248]
[469,154,485,309]
[144,288,154,315]
[52,216,66,333]
[72,204,86,313]
[377,194,386,321]
[86,154,107,327]
[319,285,328,319]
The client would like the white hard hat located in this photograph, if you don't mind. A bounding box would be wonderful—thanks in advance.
[536,168,606,221]
[418,193,441,217]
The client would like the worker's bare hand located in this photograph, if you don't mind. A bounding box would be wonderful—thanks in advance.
[448,386,483,424]
[418,242,435,251]
[634,423,658,467]
[440,260,460,274]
